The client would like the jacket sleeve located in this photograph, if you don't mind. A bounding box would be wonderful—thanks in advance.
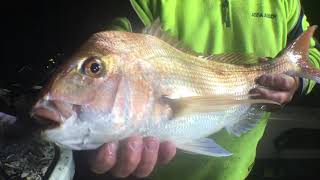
[108,17,133,32]
[129,0,160,26]
[286,0,320,95]
[107,0,161,32]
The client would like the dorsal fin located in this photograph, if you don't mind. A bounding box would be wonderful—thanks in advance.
[142,18,274,66]
[142,18,199,56]
[199,53,272,65]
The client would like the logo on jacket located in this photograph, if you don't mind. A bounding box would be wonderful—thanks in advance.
[252,12,277,19]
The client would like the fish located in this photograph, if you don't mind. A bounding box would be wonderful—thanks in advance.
[31,20,320,157]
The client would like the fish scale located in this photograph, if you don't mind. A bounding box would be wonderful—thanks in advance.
[147,57,253,96]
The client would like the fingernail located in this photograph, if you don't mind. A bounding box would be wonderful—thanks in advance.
[129,140,142,151]
[106,143,116,156]
[145,139,157,151]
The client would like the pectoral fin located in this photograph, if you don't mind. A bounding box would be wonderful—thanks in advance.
[177,138,232,157]
[166,95,280,118]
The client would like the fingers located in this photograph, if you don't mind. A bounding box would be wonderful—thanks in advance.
[89,136,176,178]
[134,137,160,177]
[255,74,297,91]
[158,141,176,164]
[89,142,118,174]
[250,87,293,105]
[251,74,300,108]
[111,135,143,178]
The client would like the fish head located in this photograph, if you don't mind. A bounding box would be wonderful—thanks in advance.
[30,31,168,149]
[37,30,149,112]
[31,37,128,149]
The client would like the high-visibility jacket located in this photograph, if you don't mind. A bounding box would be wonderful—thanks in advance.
[110,0,320,179]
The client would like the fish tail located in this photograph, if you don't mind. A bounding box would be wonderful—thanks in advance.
[281,25,320,83]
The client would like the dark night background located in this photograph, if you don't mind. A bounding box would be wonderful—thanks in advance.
[0,1,320,180]
[1,1,137,88]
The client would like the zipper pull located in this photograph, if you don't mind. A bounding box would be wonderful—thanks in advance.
[222,0,231,28]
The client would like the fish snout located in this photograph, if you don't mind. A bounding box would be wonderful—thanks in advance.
[31,98,74,129]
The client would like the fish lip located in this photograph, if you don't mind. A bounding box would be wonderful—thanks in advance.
[31,106,61,130]
[31,99,75,129]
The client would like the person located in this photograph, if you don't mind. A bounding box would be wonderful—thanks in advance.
[86,0,320,179]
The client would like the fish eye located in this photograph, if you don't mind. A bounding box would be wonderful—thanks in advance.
[82,56,105,77]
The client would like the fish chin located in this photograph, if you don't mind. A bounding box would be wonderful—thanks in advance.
[42,110,121,150]
[42,112,101,150]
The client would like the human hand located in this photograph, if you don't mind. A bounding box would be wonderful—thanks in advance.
[251,74,300,106]
[88,135,176,178]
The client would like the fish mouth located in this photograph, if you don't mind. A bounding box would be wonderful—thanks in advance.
[31,99,76,129]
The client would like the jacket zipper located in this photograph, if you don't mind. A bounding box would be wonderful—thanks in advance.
[222,0,231,27]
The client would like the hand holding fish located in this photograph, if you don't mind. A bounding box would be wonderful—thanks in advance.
[252,74,299,106]
[89,136,176,178]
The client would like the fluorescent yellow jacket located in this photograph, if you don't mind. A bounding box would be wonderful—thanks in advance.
[109,0,320,179]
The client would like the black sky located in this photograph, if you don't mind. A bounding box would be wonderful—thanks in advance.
[2,1,135,85]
